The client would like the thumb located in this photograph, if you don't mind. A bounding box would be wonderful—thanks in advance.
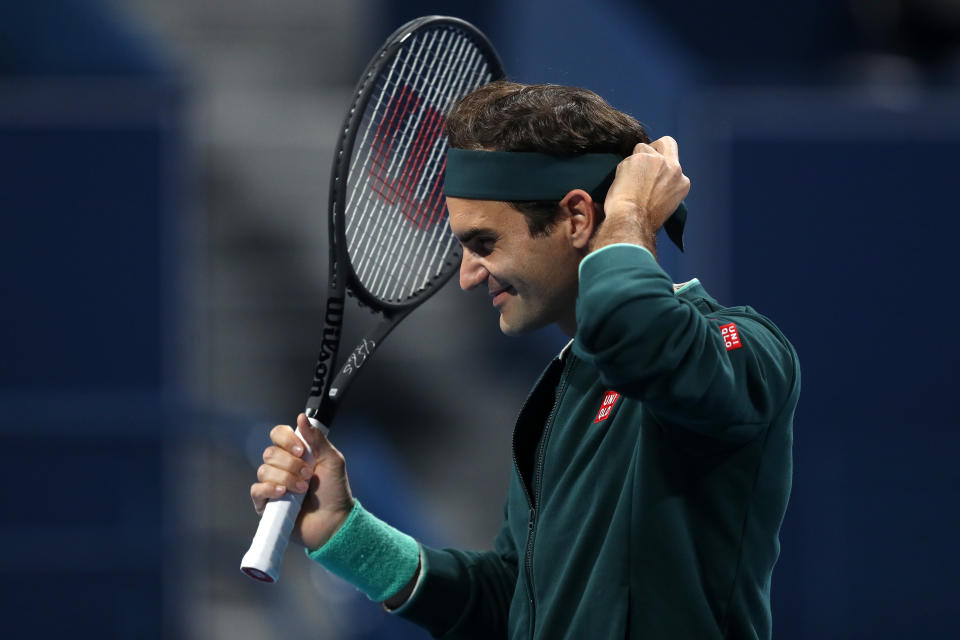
[296,413,342,466]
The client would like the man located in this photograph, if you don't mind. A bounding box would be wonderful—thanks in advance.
[250,81,801,639]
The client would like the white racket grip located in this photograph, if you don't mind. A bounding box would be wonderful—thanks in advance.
[240,418,329,583]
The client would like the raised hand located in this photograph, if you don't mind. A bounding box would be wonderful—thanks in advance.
[591,136,690,255]
[250,413,355,550]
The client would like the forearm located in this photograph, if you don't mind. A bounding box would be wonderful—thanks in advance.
[588,207,658,258]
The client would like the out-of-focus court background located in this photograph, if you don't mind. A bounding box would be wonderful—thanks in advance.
[2,0,958,638]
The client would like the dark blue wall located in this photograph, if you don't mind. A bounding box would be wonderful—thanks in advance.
[728,123,960,638]
[1,124,169,390]
[1,2,182,637]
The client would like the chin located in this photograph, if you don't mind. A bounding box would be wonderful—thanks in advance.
[499,316,522,336]
[499,311,546,336]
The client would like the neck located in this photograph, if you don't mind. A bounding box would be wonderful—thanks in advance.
[557,305,578,338]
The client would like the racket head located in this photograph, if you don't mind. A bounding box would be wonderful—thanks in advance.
[329,16,505,313]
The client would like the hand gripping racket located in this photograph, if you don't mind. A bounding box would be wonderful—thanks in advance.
[241,16,504,583]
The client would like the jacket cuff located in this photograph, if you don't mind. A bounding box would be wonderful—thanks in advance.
[384,545,427,614]
[578,243,656,282]
[388,546,475,637]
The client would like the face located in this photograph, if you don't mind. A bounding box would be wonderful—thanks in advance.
[447,197,581,336]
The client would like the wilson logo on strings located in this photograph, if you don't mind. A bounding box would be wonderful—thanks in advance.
[368,84,447,230]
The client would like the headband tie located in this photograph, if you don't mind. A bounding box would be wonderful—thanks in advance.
[444,148,686,251]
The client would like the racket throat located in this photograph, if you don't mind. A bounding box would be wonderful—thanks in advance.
[307,296,346,398]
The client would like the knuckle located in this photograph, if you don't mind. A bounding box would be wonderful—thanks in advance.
[262,446,275,463]
[250,483,268,506]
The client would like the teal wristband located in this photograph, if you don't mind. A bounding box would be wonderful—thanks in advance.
[305,500,420,602]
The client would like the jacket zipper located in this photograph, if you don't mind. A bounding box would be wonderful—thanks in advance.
[522,354,575,639]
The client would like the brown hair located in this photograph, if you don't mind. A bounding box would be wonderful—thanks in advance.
[445,81,651,235]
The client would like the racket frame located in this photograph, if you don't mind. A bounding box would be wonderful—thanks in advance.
[305,15,504,426]
[243,15,504,583]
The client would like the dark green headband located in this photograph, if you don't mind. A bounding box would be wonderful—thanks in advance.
[444,148,686,251]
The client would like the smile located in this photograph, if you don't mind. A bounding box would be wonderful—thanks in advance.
[490,285,515,307]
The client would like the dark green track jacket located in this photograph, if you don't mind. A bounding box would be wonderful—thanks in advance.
[396,244,801,639]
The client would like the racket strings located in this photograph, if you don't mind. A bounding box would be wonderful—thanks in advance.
[349,31,443,290]
[383,45,489,301]
[365,36,481,301]
[342,26,496,304]
[349,30,457,286]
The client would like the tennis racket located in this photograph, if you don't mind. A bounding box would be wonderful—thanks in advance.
[240,16,505,583]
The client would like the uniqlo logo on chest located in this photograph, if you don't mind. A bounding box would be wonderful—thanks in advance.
[719,322,742,351]
[594,391,621,423]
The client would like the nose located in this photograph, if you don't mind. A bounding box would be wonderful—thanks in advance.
[459,250,488,291]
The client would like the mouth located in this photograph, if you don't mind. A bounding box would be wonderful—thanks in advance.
[489,285,516,307]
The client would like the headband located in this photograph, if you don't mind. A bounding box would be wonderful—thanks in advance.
[444,148,686,251]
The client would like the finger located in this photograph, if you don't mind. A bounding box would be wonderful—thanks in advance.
[298,413,347,472]
[257,462,310,494]
[263,445,314,479]
[631,141,656,155]
[250,481,287,515]
[650,136,679,162]
[269,424,306,458]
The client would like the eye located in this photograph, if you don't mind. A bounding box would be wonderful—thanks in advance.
[476,237,496,256]
[466,236,496,257]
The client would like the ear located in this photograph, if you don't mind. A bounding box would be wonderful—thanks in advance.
[558,189,600,250]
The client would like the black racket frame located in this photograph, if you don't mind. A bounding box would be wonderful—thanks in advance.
[305,16,505,426]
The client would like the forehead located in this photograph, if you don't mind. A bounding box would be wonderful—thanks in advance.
[447,197,525,242]
[446,197,525,237]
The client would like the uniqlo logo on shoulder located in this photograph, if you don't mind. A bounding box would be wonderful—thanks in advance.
[719,322,742,351]
[594,391,621,423]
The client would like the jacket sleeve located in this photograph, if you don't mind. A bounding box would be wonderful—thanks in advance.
[393,507,518,638]
[572,244,799,443]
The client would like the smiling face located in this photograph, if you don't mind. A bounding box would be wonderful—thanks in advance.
[447,196,584,336]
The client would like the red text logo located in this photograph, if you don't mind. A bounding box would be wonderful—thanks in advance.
[594,391,621,423]
[719,322,742,351]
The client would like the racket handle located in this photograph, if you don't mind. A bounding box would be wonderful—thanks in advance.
[240,418,328,583]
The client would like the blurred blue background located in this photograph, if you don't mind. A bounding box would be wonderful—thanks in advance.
[2,0,958,638]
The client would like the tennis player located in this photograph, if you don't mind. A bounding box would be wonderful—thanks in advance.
[250,81,801,639]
